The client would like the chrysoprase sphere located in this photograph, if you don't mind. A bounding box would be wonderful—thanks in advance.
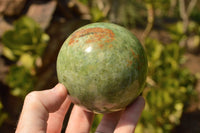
[56,22,147,113]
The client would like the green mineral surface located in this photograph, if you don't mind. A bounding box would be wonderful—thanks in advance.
[57,22,148,113]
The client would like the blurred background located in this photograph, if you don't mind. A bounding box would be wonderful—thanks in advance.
[0,0,200,132]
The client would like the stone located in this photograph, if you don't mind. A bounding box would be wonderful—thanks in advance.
[57,22,148,113]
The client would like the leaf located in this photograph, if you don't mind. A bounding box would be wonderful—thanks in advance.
[14,16,40,33]
[0,111,8,127]
[137,37,196,133]
[2,16,49,60]
[2,46,16,60]
[2,30,19,50]
[41,33,50,43]
[176,22,184,34]
[18,53,35,69]
[90,7,105,22]
[6,65,36,98]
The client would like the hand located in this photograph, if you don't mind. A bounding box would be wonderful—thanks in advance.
[15,84,145,133]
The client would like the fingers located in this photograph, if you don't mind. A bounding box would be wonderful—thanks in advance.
[95,96,145,133]
[47,96,71,133]
[16,83,145,133]
[16,84,69,133]
[114,96,145,133]
[65,96,144,133]
[95,111,123,133]
[65,105,94,133]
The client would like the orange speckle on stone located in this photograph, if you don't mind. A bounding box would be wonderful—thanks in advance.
[108,44,113,48]
[68,27,115,47]
[131,49,136,56]
[127,60,133,67]
[98,43,104,48]
[131,49,139,59]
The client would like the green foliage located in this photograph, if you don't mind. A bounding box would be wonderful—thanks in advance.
[2,16,49,98]
[5,65,36,97]
[135,38,196,133]
[78,0,89,5]
[0,102,8,127]
[2,16,49,61]
[0,15,49,130]
[190,7,200,22]
[152,0,178,17]
[109,0,146,27]
[168,21,200,40]
[90,7,106,22]
[87,0,146,26]
[168,21,200,52]
[117,0,145,27]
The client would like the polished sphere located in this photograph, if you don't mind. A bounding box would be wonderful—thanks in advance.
[56,22,148,113]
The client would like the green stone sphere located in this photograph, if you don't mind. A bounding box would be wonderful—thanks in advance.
[56,22,148,113]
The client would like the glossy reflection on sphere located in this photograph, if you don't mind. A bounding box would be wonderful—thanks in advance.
[56,22,148,113]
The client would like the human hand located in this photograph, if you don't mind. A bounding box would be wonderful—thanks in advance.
[15,83,145,133]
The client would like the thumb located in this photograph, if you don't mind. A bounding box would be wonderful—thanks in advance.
[16,83,68,133]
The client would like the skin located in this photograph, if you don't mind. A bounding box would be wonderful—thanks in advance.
[15,83,145,133]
